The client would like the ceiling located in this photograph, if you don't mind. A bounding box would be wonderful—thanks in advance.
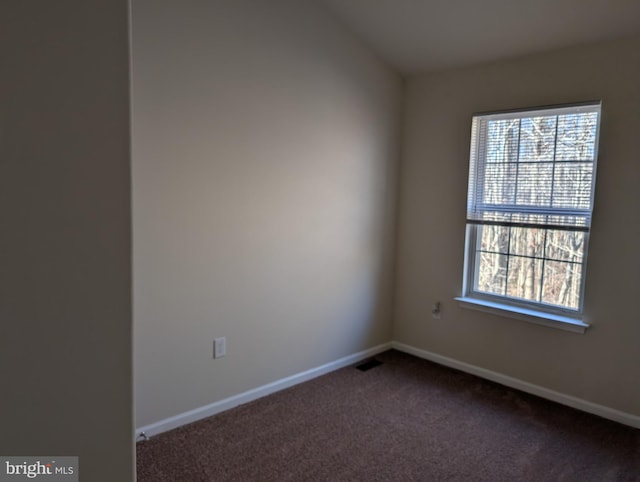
[316,0,640,74]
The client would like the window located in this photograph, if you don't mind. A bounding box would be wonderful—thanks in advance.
[458,102,601,331]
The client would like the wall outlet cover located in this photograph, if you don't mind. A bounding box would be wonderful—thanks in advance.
[214,337,226,358]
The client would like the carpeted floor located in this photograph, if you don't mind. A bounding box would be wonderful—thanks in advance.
[136,350,640,481]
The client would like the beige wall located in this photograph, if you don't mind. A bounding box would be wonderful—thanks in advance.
[0,2,133,481]
[395,35,640,415]
[132,0,402,427]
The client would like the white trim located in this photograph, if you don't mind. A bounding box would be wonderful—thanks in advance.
[455,296,589,334]
[135,343,392,439]
[136,340,640,439]
[475,101,601,120]
[391,341,640,429]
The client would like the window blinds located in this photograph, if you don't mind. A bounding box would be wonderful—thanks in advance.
[466,103,601,232]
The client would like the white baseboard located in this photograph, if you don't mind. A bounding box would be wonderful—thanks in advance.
[136,340,640,439]
[391,341,640,429]
[136,342,392,439]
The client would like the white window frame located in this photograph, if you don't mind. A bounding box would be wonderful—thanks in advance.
[456,102,601,334]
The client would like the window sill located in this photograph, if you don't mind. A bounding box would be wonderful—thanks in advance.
[454,297,589,334]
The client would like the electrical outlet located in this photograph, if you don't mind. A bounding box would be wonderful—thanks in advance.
[431,302,441,319]
[214,337,226,359]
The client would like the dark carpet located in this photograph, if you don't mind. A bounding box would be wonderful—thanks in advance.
[136,350,640,481]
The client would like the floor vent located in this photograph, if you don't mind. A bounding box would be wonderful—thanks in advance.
[356,359,383,371]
